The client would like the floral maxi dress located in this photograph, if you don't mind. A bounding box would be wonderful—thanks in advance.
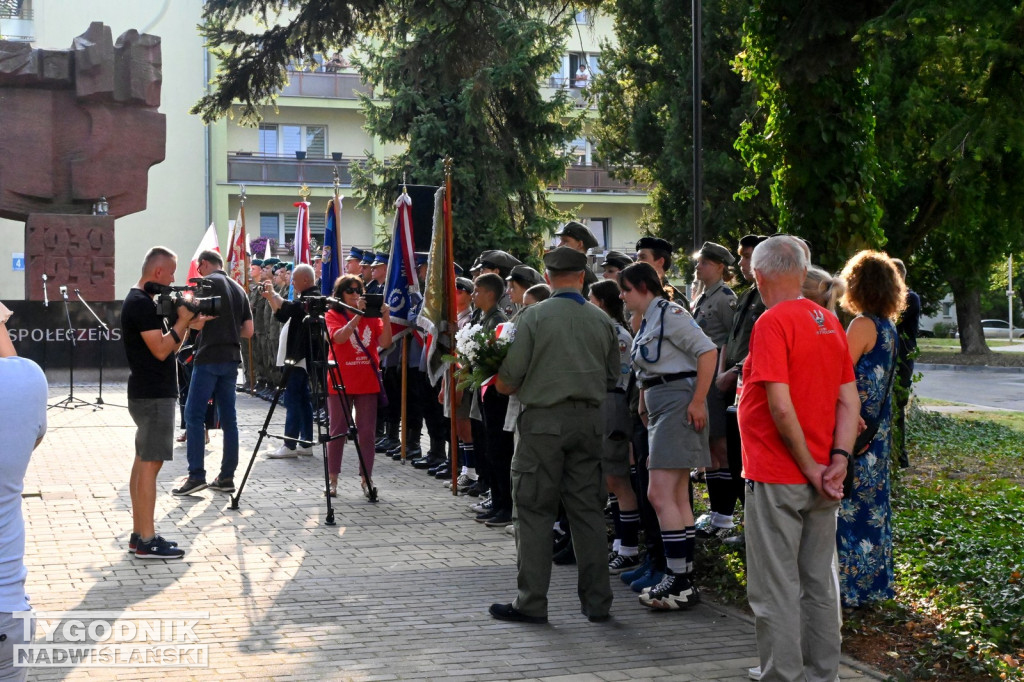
[837,314,897,607]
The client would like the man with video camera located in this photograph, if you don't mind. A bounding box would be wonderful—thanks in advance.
[173,249,254,496]
[261,263,321,458]
[121,247,193,558]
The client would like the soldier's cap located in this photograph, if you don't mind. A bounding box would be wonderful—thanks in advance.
[263,257,281,267]
[478,250,522,271]
[697,241,735,266]
[251,259,264,267]
[371,253,389,267]
[506,264,545,287]
[469,258,483,273]
[739,234,768,250]
[415,252,429,267]
[543,246,588,272]
[361,251,375,265]
[636,236,673,254]
[600,250,633,270]
[555,220,600,250]
[455,277,475,294]
[454,263,464,276]
[346,247,364,261]
[272,262,288,273]
[312,253,322,262]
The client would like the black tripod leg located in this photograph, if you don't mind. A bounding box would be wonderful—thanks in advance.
[230,363,292,510]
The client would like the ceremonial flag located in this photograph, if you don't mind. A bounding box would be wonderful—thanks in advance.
[418,186,452,384]
[383,191,421,335]
[293,200,311,266]
[227,205,249,286]
[187,222,220,283]
[321,196,342,296]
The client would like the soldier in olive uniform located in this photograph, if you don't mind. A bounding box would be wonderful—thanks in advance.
[690,242,740,539]
[716,234,768,543]
[555,220,600,296]
[490,246,618,624]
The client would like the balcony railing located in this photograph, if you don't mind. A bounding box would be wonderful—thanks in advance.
[279,69,372,100]
[548,164,649,193]
[0,5,34,42]
[227,152,365,186]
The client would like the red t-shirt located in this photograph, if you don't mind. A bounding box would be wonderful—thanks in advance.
[738,298,854,484]
[325,309,384,395]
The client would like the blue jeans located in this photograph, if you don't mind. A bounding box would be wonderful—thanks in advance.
[185,361,240,480]
[283,365,313,449]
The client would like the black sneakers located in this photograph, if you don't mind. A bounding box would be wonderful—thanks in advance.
[172,478,208,496]
[207,477,235,493]
[608,553,642,575]
[638,571,700,610]
[128,533,178,553]
[135,535,185,560]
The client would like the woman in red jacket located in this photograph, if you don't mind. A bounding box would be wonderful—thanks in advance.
[324,274,392,497]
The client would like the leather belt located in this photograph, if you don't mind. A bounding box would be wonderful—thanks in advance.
[641,371,697,390]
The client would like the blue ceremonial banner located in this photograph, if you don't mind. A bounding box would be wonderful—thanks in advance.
[321,197,342,296]
[383,192,421,334]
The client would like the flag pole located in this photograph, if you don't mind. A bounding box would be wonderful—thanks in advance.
[241,186,255,393]
[444,157,459,495]
[400,175,410,464]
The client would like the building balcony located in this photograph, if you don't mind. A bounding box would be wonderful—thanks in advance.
[548,163,649,194]
[226,152,364,186]
[279,68,372,100]
[0,5,34,42]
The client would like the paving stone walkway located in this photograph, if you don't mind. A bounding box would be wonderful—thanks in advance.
[21,383,883,681]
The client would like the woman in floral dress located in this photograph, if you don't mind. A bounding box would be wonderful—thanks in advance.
[837,251,907,607]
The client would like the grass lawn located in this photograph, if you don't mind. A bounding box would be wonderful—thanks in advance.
[693,402,1024,680]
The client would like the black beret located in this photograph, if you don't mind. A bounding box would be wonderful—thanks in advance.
[636,237,673,253]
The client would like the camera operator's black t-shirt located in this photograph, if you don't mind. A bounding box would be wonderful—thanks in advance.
[194,270,253,365]
[121,287,178,400]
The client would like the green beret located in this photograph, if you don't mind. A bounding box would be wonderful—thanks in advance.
[543,246,588,272]
[263,257,281,266]
[555,221,600,250]
[697,241,735,266]
[251,259,264,267]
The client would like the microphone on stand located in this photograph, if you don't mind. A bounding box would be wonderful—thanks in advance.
[59,285,68,300]
[42,274,49,307]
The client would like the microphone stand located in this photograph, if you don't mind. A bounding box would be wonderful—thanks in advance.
[49,286,91,410]
[41,274,50,374]
[75,289,121,409]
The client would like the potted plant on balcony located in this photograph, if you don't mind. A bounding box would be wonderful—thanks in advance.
[332,152,343,161]
[295,150,307,160]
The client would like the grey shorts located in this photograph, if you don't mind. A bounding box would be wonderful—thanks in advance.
[128,397,176,462]
[707,381,729,439]
[645,381,710,470]
[456,389,473,420]
[0,611,33,681]
[601,392,632,478]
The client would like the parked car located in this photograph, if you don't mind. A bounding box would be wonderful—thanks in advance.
[954,319,1024,339]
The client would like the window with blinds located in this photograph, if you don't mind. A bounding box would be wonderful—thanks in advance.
[257,124,327,158]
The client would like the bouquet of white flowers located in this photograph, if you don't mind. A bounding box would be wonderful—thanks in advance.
[445,323,514,391]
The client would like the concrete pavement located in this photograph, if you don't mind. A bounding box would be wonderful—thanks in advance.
[915,366,1024,411]
[20,382,882,681]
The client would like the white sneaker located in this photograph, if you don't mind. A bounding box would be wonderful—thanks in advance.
[748,666,761,680]
[295,445,314,456]
[268,444,299,459]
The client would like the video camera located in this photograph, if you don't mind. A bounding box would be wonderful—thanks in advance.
[144,277,222,318]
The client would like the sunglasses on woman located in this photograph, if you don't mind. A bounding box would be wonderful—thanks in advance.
[342,286,362,295]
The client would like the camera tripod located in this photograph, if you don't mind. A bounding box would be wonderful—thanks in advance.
[230,307,378,525]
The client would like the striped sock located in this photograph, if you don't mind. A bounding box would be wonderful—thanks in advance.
[618,509,641,555]
[462,442,475,468]
[662,527,696,575]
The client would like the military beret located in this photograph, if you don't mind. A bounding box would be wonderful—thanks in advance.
[454,263,464,276]
[600,250,633,270]
[697,241,736,266]
[506,264,545,287]
[478,250,522,272]
[415,252,429,267]
[455,277,475,294]
[739,234,768,249]
[272,262,288,273]
[263,257,281,267]
[543,246,588,272]
[251,259,264,267]
[636,237,673,253]
[371,253,388,267]
[346,247,364,261]
[555,220,600,250]
[361,251,375,265]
